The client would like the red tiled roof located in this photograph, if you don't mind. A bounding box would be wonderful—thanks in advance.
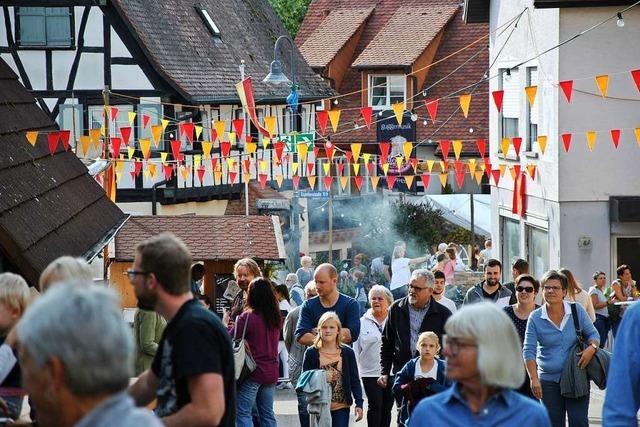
[299,7,375,68]
[352,3,459,68]
[114,215,285,261]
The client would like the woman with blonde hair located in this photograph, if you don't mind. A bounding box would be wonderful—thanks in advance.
[559,268,596,323]
[39,256,93,292]
[302,312,363,426]
[296,256,314,287]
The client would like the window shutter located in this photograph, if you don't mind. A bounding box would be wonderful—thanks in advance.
[19,8,46,46]
[45,8,72,46]
[528,68,538,125]
[502,68,520,119]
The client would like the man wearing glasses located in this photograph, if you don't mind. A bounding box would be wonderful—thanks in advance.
[378,269,452,391]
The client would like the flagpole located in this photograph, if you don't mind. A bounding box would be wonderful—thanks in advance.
[240,60,249,217]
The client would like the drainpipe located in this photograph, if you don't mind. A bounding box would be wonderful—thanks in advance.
[151,180,168,216]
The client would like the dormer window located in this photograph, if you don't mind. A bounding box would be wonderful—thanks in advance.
[197,8,221,40]
[369,75,405,110]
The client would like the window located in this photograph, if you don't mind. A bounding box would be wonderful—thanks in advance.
[17,7,74,48]
[526,225,548,279]
[500,68,519,143]
[138,104,163,151]
[501,216,521,282]
[526,67,538,152]
[369,75,405,110]
[196,8,221,41]
[58,104,83,151]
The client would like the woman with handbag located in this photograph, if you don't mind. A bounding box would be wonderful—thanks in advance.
[523,270,600,427]
[229,278,281,427]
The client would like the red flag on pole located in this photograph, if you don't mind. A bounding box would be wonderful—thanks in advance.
[512,172,527,217]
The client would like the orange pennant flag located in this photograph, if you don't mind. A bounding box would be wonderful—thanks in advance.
[151,125,163,147]
[509,166,517,181]
[79,136,90,155]
[586,131,597,152]
[459,94,471,118]
[307,175,317,189]
[140,138,151,159]
[527,164,536,179]
[26,131,38,146]
[89,129,101,148]
[214,169,223,184]
[214,120,226,141]
[537,135,548,155]
[474,170,484,185]
[351,143,362,162]
[525,86,538,107]
[328,110,341,133]
[403,142,413,161]
[404,175,415,188]
[148,163,157,178]
[275,175,284,188]
[595,75,609,98]
[246,142,257,154]
[452,140,462,160]
[499,164,507,177]
[339,176,349,191]
[392,103,404,125]
[264,116,276,137]
[501,138,510,155]
[202,141,213,158]
[370,175,380,190]
[635,128,640,146]
[439,173,448,188]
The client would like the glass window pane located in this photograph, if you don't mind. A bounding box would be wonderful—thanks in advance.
[502,217,520,281]
[527,226,548,279]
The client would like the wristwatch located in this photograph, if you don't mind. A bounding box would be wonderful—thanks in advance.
[590,343,598,350]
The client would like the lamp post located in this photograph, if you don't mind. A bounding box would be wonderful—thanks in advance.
[263,35,301,271]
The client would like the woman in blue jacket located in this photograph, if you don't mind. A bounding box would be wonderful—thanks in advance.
[392,332,451,426]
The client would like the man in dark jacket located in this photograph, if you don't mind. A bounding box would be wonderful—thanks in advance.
[378,269,452,389]
[463,258,512,307]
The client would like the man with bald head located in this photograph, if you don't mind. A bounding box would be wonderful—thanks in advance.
[295,263,361,346]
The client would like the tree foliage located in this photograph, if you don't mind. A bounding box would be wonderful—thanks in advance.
[268,0,313,37]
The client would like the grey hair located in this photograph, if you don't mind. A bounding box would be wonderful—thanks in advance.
[17,282,133,396]
[304,281,317,296]
[286,273,298,283]
[368,285,393,306]
[39,256,93,292]
[410,269,435,289]
[445,302,524,388]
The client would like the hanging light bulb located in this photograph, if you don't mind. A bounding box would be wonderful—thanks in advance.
[423,119,428,126]
[504,69,512,82]
[469,127,474,134]
[353,122,359,129]
[617,12,625,27]
[422,90,427,98]
[378,111,384,117]
[410,112,418,122]
[333,99,339,105]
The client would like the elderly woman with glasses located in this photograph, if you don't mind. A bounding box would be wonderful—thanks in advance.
[523,270,600,427]
[408,303,551,427]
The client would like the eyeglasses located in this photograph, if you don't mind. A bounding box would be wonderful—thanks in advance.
[409,285,429,292]
[124,269,148,280]
[443,335,477,357]
[543,285,562,292]
[516,286,535,293]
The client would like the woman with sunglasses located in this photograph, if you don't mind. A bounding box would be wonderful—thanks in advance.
[503,274,540,399]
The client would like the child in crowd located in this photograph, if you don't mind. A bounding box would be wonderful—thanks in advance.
[302,312,364,426]
[393,332,452,427]
[0,273,31,420]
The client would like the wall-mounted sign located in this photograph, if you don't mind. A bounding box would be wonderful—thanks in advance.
[256,198,290,210]
[376,111,416,143]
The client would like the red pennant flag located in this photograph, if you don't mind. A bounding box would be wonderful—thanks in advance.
[129,171,137,181]
[232,119,245,140]
[274,141,285,161]
[455,171,465,189]
[610,129,621,148]
[561,133,572,152]
[229,171,237,185]
[163,164,174,180]
[512,137,523,155]
[211,157,218,171]
[211,129,218,143]
[59,130,71,151]
[120,127,132,145]
[386,175,397,190]
[292,175,301,189]
[454,160,463,174]
[337,163,344,176]
[425,99,438,122]
[243,159,252,173]
[325,142,334,161]
[491,90,504,112]
[559,80,573,103]
[323,176,333,190]
[366,162,374,176]
[170,140,183,162]
[379,142,390,161]
[476,139,487,159]
[47,132,59,155]
[354,175,364,191]
[360,107,373,129]
[258,173,268,189]
[245,135,252,144]
[221,141,231,157]
[142,114,151,129]
[316,111,329,134]
[484,158,492,178]
[197,166,206,183]
[110,137,122,158]
[512,164,521,178]
[491,169,501,186]
[182,123,195,143]
[631,70,640,93]
[513,172,527,216]
[110,107,119,122]
[307,163,315,175]
[420,174,430,190]
[440,140,451,162]
[410,158,418,172]
[134,160,143,177]
[345,151,352,163]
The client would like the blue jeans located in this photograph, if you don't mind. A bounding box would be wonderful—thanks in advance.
[594,314,611,348]
[296,389,309,427]
[541,380,589,427]
[391,286,407,301]
[237,380,277,427]
[331,408,350,427]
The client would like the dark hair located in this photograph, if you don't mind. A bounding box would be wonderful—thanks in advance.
[198,294,212,306]
[515,274,540,293]
[616,264,630,278]
[541,270,568,291]
[246,278,281,330]
[593,271,606,281]
[274,284,290,303]
[485,259,502,271]
[136,233,191,295]
[436,253,446,263]
[446,248,456,260]
[191,263,205,274]
[433,270,446,280]
[512,259,529,275]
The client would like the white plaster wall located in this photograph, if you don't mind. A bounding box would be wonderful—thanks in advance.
[52,50,75,89]
[15,51,46,90]
[110,28,131,57]
[558,7,640,201]
[82,7,103,46]
[0,8,9,47]
[111,64,153,90]
[74,52,103,89]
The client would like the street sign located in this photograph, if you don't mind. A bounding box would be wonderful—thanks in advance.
[282,132,315,153]
[297,190,330,199]
[256,198,290,210]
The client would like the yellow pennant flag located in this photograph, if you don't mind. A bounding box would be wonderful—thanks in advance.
[202,141,213,158]
[537,135,548,155]
[426,160,435,173]
[439,161,446,173]
[194,155,202,169]
[292,162,299,175]
[595,75,609,98]
[262,137,270,150]
[195,125,203,140]
[403,142,413,161]
[228,131,236,145]
[264,116,276,137]
[275,175,284,188]
[89,129,102,148]
[392,102,404,125]
[405,175,415,188]
[151,125,163,146]
[297,142,309,159]
[115,170,122,183]
[328,110,341,133]
[214,120,226,141]
[525,86,538,107]
[79,136,90,155]
[467,158,477,175]
[395,157,403,169]
[128,112,137,125]
[501,138,510,154]
[499,163,507,177]
[161,119,170,131]
[363,153,371,164]
[26,131,38,146]
[243,173,250,184]
[322,162,331,176]
[307,176,317,189]
[148,163,157,178]
[453,140,462,160]
[635,128,640,146]
[479,163,486,173]
[459,94,472,118]
[474,170,484,185]
[160,152,168,164]
[340,176,349,191]
[214,169,223,184]
[226,158,235,170]
[139,139,151,159]
[100,125,106,137]
[353,163,360,175]
[246,142,257,154]
[527,164,536,179]
[116,159,125,174]
[586,131,597,152]
[127,146,135,160]
[382,163,390,176]
[370,176,380,190]
[180,166,190,181]
[144,169,151,181]
[260,160,268,172]
[439,173,448,188]
[351,143,362,162]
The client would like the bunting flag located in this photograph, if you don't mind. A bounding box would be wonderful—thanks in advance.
[323,176,333,191]
[274,141,285,162]
[537,135,548,155]
[297,142,309,159]
[513,171,527,216]
[148,163,157,179]
[160,152,168,164]
[440,140,450,162]
[512,137,523,156]
[440,161,447,173]
[527,164,536,180]
[142,115,151,129]
[455,171,465,189]
[274,174,283,188]
[120,126,132,146]
[452,140,462,161]
[291,162,299,175]
[202,141,213,158]
[134,160,143,177]
[454,160,464,175]
[127,146,135,160]
[403,142,413,161]
[325,142,335,161]
[386,175,397,190]
[197,166,206,183]
[171,140,183,162]
[236,77,270,137]
[631,69,640,93]
[353,163,360,175]
[264,116,277,137]
[459,94,471,118]
[595,75,609,98]
[322,162,331,176]
[161,119,170,131]
[316,111,329,134]
[426,160,435,173]
[292,175,301,190]
[258,173,268,189]
[163,164,174,181]
[476,139,486,158]
[182,123,195,143]
[559,80,573,103]
[336,163,344,177]
[245,142,257,154]
[140,139,151,159]
[586,131,597,151]
[354,175,364,191]
[483,158,492,178]
[395,157,403,170]
[360,107,373,129]
[260,160,268,172]
[59,130,71,151]
[195,125,203,141]
[468,158,477,175]
[228,131,236,145]
[214,121,226,142]
[89,128,101,148]
[127,111,137,125]
[525,86,538,107]
[439,173,448,188]
[79,136,90,155]
[610,129,621,148]
[220,141,231,157]
[193,154,202,169]
[339,176,349,191]
[392,103,404,125]
[410,158,418,173]
[420,173,430,190]
[509,165,521,181]
[382,163,390,176]
[110,107,119,122]
[232,119,245,140]
[379,142,390,161]
[47,132,59,155]
[110,137,122,158]
[351,143,362,162]
[492,90,504,112]
[151,125,163,146]
[491,169,501,186]
[370,175,380,190]
[404,175,415,189]
[561,133,572,152]
[214,169,223,184]
[227,158,236,171]
[366,162,374,176]
[635,128,640,146]
[425,99,438,123]
[25,131,38,146]
[307,163,315,175]
[344,150,352,164]
[262,137,271,150]
[307,175,317,189]
[501,138,510,155]
[498,164,507,177]
[243,159,252,174]
[474,170,484,185]
[328,109,341,133]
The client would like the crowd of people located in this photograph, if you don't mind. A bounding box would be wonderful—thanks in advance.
[0,233,638,426]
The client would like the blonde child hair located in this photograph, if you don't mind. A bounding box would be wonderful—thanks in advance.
[416,331,441,354]
[39,256,93,292]
[0,273,30,319]
[313,311,343,349]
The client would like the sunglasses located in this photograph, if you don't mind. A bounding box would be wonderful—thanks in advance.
[516,286,535,293]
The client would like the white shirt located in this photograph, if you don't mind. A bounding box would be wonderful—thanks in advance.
[435,296,457,313]
[390,258,411,290]
[279,299,292,313]
[541,301,572,331]
[353,310,386,377]
[414,359,438,379]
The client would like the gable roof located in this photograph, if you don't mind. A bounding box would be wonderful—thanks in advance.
[114,215,286,261]
[352,3,459,68]
[0,59,127,287]
[109,0,336,103]
[299,6,375,69]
